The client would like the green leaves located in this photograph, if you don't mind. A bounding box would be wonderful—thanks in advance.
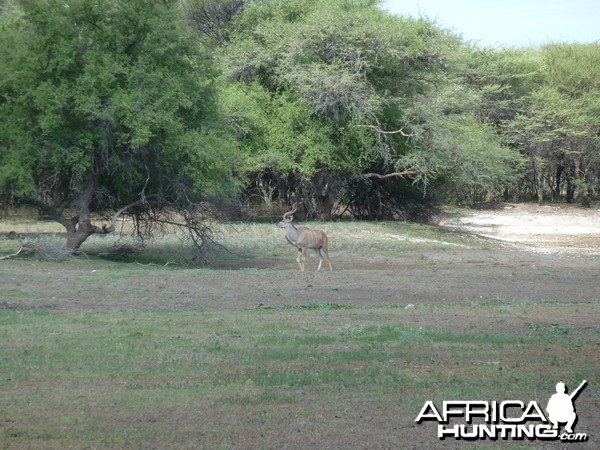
[0,0,238,210]
[217,0,461,215]
[0,0,244,253]
[2,0,598,223]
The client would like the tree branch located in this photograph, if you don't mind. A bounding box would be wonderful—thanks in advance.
[0,244,24,260]
[27,198,74,232]
[362,168,419,179]
[356,124,418,137]
[100,197,151,234]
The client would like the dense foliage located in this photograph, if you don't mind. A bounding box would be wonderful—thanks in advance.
[212,0,520,218]
[0,0,239,250]
[1,0,599,248]
[187,0,600,217]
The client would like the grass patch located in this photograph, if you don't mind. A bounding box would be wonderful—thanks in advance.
[259,301,354,311]
[2,302,597,448]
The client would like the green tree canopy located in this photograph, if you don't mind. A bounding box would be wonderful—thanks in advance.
[0,0,239,251]
[206,0,526,217]
[500,43,600,203]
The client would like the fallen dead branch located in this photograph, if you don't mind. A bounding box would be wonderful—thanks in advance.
[0,244,24,260]
[135,261,179,267]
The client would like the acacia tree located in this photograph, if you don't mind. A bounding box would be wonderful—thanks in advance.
[210,0,460,219]
[0,0,239,252]
[199,0,525,218]
[499,44,600,203]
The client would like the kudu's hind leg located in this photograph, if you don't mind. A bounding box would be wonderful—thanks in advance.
[316,248,323,271]
[320,245,332,271]
[316,247,332,271]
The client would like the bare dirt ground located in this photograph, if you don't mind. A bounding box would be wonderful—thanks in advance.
[441,202,600,256]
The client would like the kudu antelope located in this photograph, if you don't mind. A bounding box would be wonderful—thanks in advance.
[277,204,332,272]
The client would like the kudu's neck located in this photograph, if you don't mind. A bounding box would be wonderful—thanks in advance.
[285,222,301,242]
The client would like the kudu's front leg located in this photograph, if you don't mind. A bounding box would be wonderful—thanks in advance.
[296,247,307,271]
[296,247,304,271]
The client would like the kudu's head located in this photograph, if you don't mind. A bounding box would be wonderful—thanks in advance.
[277,203,298,229]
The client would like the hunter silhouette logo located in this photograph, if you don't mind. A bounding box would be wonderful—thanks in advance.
[415,380,589,442]
[546,380,587,434]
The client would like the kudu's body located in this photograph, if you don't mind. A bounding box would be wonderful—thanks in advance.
[277,204,332,271]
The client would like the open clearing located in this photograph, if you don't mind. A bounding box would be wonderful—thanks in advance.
[1,203,599,449]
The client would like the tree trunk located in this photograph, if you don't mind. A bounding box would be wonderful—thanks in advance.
[530,151,544,205]
[534,167,544,206]
[301,170,341,221]
[566,157,576,203]
[573,154,583,202]
[62,198,146,251]
[565,154,584,204]
[317,186,335,221]
[35,173,145,253]
[63,175,98,251]
[566,178,575,203]
[555,157,564,201]
[65,222,96,252]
